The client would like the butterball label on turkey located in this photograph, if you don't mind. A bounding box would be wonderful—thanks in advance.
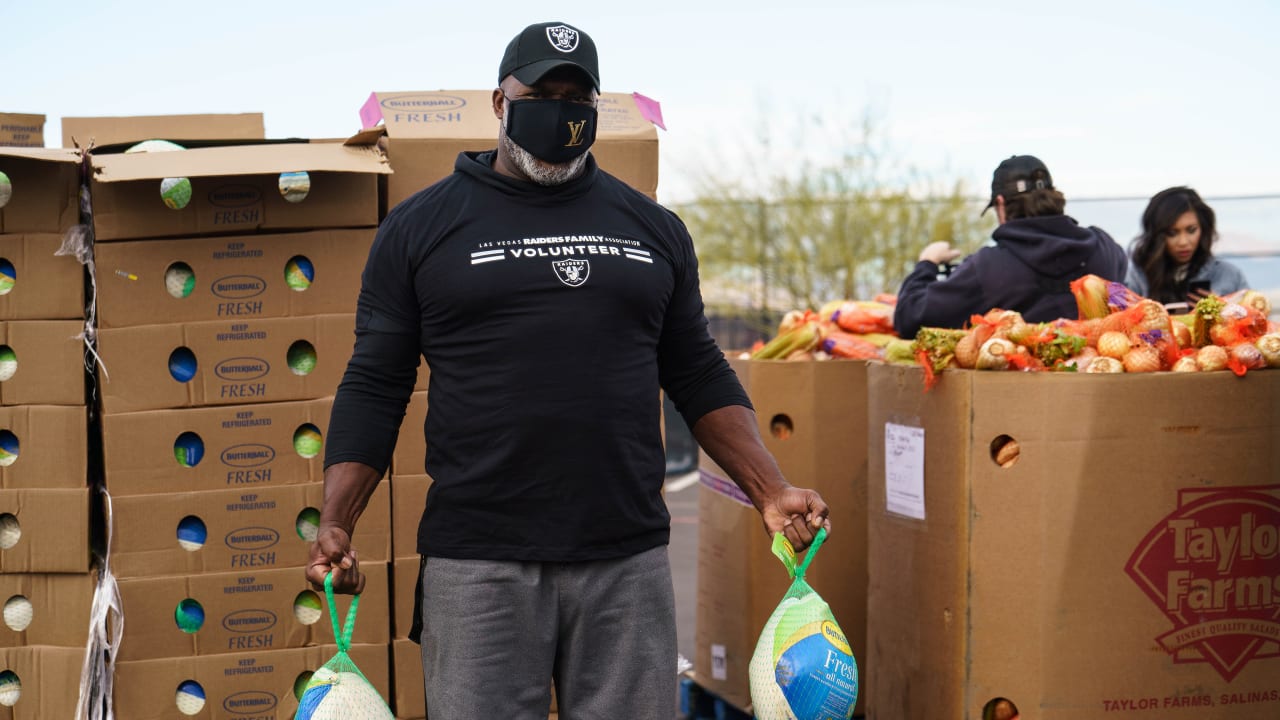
[1125,485,1280,685]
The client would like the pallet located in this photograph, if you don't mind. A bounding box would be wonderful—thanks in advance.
[678,676,754,720]
[678,674,866,720]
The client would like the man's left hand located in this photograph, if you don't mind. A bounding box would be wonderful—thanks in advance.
[760,486,831,551]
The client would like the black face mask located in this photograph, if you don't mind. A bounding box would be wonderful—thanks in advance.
[504,98,598,164]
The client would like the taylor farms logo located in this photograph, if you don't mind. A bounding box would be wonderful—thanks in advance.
[224,527,280,551]
[214,357,270,381]
[222,690,277,714]
[221,609,277,634]
[211,275,267,299]
[220,443,276,467]
[1125,485,1280,682]
[379,94,467,112]
[207,184,263,208]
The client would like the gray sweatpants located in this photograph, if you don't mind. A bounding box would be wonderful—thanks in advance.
[418,545,677,720]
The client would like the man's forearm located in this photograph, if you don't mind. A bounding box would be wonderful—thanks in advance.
[320,461,385,534]
[690,404,789,509]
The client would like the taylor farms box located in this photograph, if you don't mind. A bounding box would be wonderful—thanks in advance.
[0,405,87,489]
[0,488,92,572]
[0,113,45,147]
[694,357,869,717]
[0,646,85,720]
[110,480,391,578]
[94,228,374,328]
[96,314,355,414]
[0,571,96,647]
[62,112,264,149]
[866,364,1280,719]
[0,234,84,320]
[87,140,389,241]
[116,561,390,661]
[0,321,86,405]
[391,474,432,559]
[391,391,427,476]
[113,643,389,720]
[101,397,332,496]
[0,147,81,235]
[361,90,659,210]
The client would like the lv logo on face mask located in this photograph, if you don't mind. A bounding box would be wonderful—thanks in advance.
[565,120,588,147]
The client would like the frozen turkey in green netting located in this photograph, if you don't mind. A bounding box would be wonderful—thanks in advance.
[748,529,857,720]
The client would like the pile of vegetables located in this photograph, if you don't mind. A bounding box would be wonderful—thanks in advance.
[749,296,898,361]
[884,275,1279,387]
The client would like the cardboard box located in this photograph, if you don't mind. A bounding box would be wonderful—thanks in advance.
[694,358,869,716]
[392,637,424,719]
[866,364,1280,719]
[0,147,81,235]
[0,113,45,147]
[97,314,355,414]
[0,571,96,647]
[113,643,390,720]
[62,112,265,150]
[87,141,389,241]
[391,474,432,559]
[361,90,658,210]
[101,397,333,496]
[0,234,85,320]
[392,556,419,641]
[116,561,390,661]
[0,405,87,489]
[110,480,391,578]
[391,391,428,476]
[0,646,85,720]
[0,321,86,405]
[0,487,92,572]
[94,228,374,328]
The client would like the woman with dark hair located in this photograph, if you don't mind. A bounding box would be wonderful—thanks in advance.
[1125,186,1248,305]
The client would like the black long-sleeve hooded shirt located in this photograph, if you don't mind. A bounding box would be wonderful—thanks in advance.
[324,151,749,562]
[893,214,1128,339]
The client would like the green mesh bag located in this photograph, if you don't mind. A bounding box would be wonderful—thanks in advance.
[294,573,394,720]
[748,528,858,720]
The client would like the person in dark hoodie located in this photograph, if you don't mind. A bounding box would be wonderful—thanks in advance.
[893,155,1128,339]
[304,21,832,720]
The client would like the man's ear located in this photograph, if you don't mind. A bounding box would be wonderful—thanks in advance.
[492,88,504,120]
[995,195,1007,225]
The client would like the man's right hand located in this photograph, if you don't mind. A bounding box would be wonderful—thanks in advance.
[919,241,963,266]
[306,525,365,595]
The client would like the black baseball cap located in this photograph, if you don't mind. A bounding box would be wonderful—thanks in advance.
[983,155,1054,215]
[498,22,600,92]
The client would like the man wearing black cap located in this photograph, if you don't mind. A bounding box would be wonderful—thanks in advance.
[307,20,832,719]
[893,154,1128,339]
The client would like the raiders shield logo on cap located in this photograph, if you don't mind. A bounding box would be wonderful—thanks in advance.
[545,24,579,53]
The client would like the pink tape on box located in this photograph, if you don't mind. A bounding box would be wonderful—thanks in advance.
[632,92,666,131]
[359,92,384,130]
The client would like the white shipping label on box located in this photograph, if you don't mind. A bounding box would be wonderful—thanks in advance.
[711,643,728,681]
[885,422,926,520]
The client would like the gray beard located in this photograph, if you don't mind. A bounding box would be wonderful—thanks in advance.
[500,113,587,186]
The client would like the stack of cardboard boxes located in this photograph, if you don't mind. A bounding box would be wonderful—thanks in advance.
[66,114,397,718]
[0,136,98,720]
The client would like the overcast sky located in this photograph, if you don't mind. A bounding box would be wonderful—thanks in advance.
[4,0,1277,206]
